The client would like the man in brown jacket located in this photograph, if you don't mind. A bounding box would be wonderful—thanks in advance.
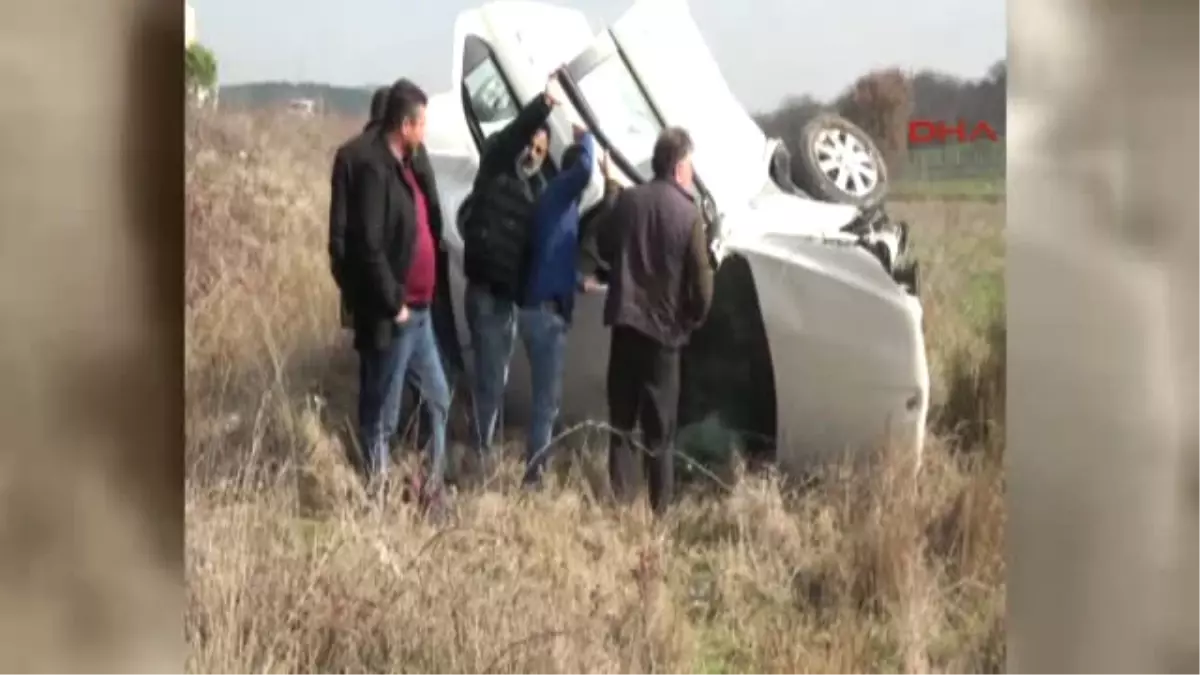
[598,127,714,514]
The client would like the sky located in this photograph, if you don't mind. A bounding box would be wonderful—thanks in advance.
[192,0,1006,113]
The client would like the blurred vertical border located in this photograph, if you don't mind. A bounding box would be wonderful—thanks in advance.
[0,0,184,671]
[1007,0,1197,671]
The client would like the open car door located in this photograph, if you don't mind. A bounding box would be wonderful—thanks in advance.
[605,0,770,216]
[555,24,726,260]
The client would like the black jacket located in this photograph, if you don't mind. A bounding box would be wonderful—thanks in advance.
[461,95,553,300]
[599,178,714,348]
[342,132,464,372]
[328,121,381,291]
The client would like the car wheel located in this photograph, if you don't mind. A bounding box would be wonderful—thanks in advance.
[793,113,889,208]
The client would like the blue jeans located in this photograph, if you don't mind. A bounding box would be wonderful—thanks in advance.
[517,303,568,485]
[465,282,517,457]
[357,308,450,488]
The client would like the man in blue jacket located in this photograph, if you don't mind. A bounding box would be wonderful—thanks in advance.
[518,125,600,487]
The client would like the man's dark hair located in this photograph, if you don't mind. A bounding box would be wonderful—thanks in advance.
[650,126,694,180]
[561,142,587,172]
[382,78,428,131]
[368,86,389,125]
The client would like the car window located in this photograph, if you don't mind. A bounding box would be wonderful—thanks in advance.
[573,54,661,179]
[463,56,519,140]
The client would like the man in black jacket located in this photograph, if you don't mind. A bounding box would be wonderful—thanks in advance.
[342,79,455,503]
[459,73,560,465]
[598,127,714,515]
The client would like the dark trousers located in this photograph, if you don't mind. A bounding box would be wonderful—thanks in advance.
[606,325,680,515]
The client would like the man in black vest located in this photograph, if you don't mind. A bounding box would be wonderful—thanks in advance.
[598,127,714,515]
[459,74,560,466]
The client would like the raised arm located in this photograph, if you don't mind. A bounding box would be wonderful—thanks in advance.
[578,149,624,276]
[558,131,595,197]
[594,187,629,272]
[478,93,553,176]
[542,129,595,220]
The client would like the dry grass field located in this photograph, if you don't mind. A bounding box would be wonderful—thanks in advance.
[185,110,1005,673]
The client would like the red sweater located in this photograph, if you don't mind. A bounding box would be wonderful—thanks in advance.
[398,160,436,306]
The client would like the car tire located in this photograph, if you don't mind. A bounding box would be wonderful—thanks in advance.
[792,113,889,209]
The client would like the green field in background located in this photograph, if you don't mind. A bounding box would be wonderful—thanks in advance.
[903,139,1005,178]
[890,140,1005,200]
[891,178,1005,201]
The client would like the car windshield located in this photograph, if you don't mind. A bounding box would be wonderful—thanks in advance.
[571,51,662,180]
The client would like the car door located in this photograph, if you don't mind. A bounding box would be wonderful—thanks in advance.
[495,22,737,429]
[453,3,596,168]
[605,0,770,216]
[554,27,725,255]
[556,29,662,206]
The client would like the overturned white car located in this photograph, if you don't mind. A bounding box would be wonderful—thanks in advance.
[422,0,930,474]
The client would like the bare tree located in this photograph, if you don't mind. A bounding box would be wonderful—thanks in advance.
[834,68,914,178]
